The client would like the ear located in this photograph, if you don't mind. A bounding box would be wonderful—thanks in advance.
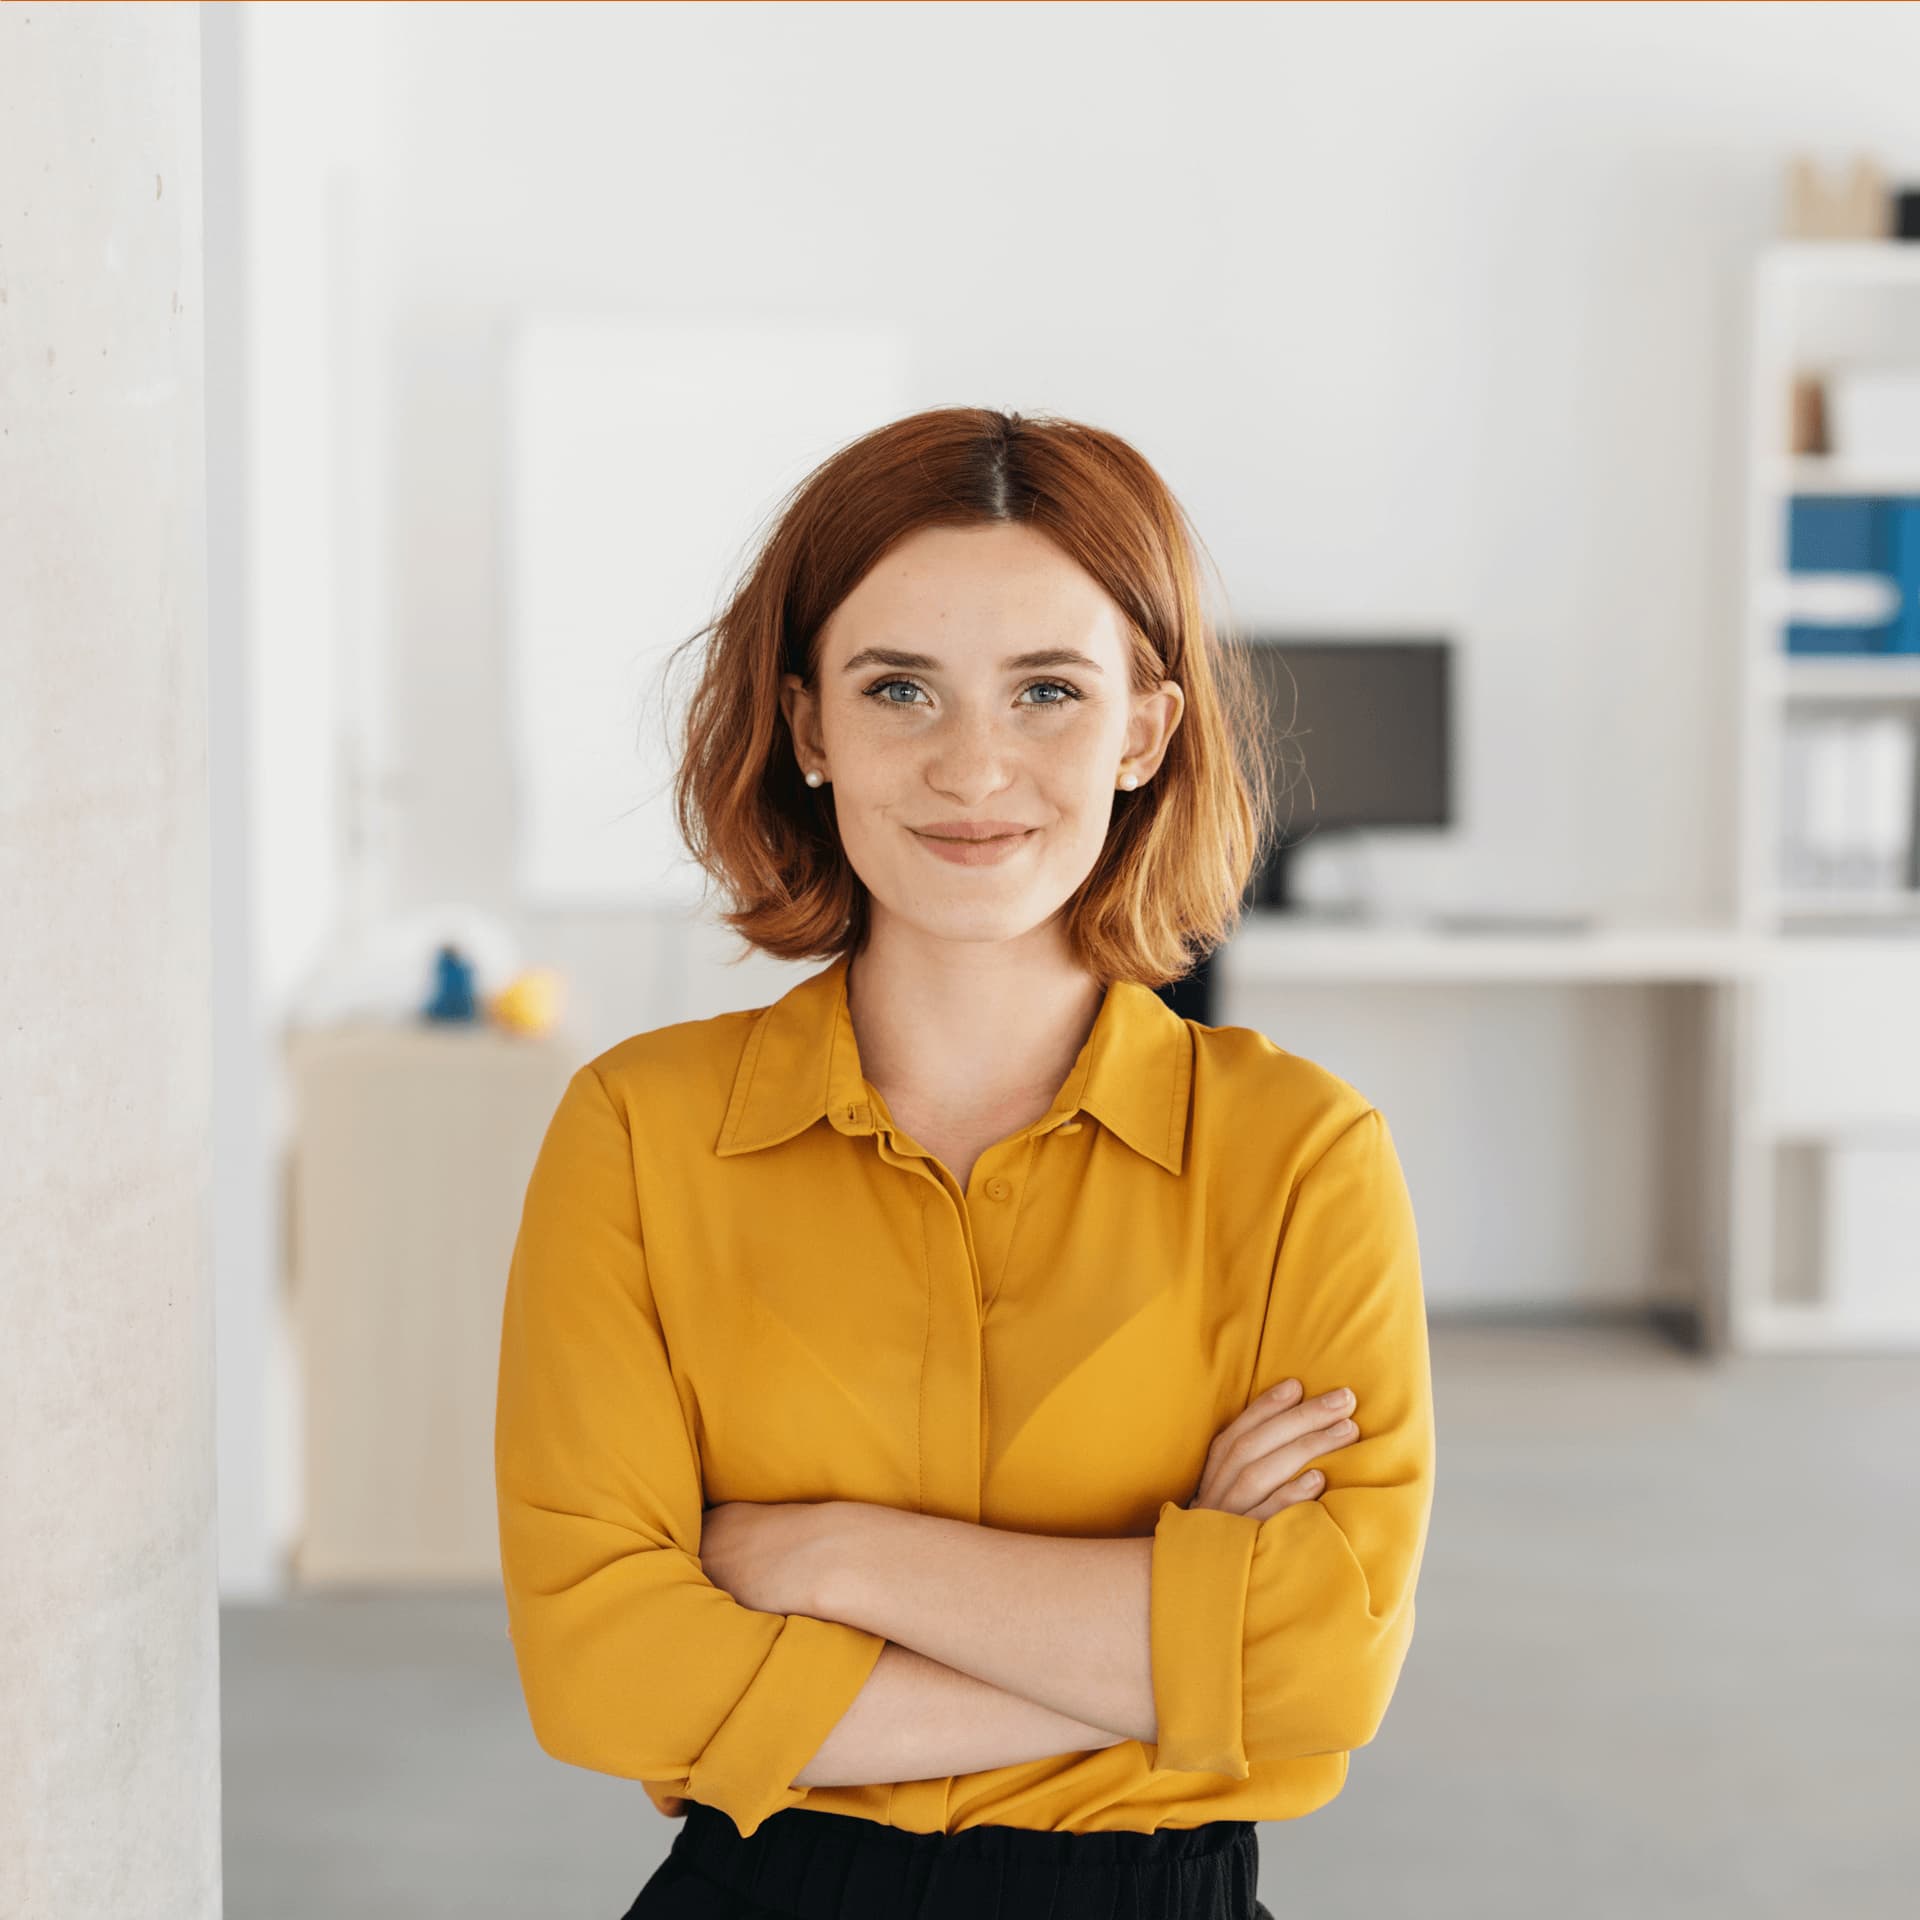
[1126,677,1186,780]
[779,671,821,766]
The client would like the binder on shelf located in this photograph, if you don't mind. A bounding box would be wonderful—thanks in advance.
[1778,713,1918,894]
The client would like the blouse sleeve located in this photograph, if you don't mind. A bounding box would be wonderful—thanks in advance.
[494,1063,888,1838]
[1145,1105,1436,1777]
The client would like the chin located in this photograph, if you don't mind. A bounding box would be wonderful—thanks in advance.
[885,891,1077,948]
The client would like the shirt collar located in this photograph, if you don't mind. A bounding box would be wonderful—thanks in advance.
[714,950,1191,1175]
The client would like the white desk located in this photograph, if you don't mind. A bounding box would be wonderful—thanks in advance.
[1217,913,1920,1355]
[1221,914,1766,985]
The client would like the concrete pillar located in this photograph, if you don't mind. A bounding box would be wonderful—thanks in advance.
[0,6,220,1915]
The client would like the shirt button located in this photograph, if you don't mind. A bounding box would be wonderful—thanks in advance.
[984,1176,1012,1200]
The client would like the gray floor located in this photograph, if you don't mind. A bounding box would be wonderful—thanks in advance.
[221,1320,1920,1919]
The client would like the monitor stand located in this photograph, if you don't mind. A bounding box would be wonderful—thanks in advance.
[1429,907,1598,936]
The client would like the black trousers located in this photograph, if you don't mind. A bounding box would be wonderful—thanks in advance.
[620,1799,1274,1920]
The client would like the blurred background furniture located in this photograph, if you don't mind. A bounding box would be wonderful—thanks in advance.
[1734,241,1920,1352]
[285,1021,576,1584]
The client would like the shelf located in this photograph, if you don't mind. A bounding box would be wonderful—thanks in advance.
[1730,245,1920,1356]
[1772,888,1920,922]
[1757,240,1920,287]
[1763,455,1920,495]
[1759,654,1920,698]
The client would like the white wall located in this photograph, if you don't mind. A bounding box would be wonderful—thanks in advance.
[355,1,1915,924]
[2,7,222,1905]
[225,2,1920,1586]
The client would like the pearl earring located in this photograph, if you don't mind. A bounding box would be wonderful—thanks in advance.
[1119,772,1138,790]
[805,769,824,787]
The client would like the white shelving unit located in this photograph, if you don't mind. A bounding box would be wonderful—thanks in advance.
[1218,244,1920,1357]
[1730,240,1920,1351]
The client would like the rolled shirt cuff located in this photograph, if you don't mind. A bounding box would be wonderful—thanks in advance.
[1145,1498,1258,1778]
[682,1610,889,1837]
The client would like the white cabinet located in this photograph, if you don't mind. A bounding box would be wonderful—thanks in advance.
[1752,948,1920,1130]
[1823,1142,1920,1322]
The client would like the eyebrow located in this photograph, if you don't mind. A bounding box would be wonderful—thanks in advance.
[839,646,1106,675]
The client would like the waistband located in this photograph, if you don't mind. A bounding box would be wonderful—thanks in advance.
[670,1799,1261,1919]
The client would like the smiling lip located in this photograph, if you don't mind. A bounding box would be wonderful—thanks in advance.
[910,821,1038,866]
[912,821,1036,841]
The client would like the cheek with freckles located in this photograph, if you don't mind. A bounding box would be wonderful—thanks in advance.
[1041,733,1128,829]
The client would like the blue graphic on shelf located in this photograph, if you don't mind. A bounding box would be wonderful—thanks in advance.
[1783,495,1920,655]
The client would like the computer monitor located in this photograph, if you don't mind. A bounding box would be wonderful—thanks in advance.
[1239,635,1454,910]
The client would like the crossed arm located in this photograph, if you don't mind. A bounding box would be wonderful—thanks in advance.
[787,1507,1157,1788]
[735,1112,1437,1798]
[497,1069,1433,1838]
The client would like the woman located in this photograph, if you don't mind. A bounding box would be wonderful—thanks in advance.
[494,408,1437,1919]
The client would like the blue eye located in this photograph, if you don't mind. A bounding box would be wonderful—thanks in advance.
[859,678,1084,709]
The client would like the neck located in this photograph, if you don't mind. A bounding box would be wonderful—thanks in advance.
[843,921,1105,1121]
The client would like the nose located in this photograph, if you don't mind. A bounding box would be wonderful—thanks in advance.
[923,709,1017,804]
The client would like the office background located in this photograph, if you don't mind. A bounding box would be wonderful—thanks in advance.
[7,5,1918,1918]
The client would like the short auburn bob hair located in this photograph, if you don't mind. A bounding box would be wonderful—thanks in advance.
[662,406,1282,988]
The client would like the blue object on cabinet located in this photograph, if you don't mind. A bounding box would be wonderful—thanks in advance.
[423,944,479,1022]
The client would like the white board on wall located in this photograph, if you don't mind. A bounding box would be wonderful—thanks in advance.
[503,320,912,906]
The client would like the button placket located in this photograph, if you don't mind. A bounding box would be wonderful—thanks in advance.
[869,1124,987,1535]
[866,1117,1062,1835]
[967,1134,1043,1317]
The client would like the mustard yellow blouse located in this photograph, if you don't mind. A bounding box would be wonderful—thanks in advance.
[494,950,1435,1840]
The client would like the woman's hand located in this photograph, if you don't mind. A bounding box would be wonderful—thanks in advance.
[696,1498,844,1619]
[1187,1378,1360,1522]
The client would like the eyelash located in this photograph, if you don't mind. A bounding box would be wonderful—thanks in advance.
[860,677,1085,711]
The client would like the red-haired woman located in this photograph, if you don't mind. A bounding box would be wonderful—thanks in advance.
[495,408,1436,1919]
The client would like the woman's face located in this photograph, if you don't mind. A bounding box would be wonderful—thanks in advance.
[780,522,1184,951]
